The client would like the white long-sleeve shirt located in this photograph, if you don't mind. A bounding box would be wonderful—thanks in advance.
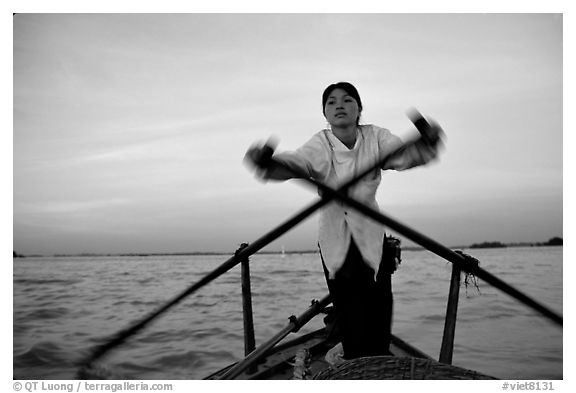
[270,124,435,279]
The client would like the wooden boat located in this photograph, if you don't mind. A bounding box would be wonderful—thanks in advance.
[204,320,497,379]
[206,331,499,380]
[205,328,445,380]
[202,246,498,380]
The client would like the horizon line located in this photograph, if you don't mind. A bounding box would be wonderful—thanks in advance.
[12,238,563,258]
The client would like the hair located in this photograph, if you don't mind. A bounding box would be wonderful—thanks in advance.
[322,81,363,125]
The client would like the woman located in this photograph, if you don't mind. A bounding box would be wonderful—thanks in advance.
[244,82,443,360]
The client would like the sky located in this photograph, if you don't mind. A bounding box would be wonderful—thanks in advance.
[12,13,564,255]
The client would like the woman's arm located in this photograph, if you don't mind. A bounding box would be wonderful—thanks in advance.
[244,143,298,180]
[244,133,330,181]
[377,123,444,171]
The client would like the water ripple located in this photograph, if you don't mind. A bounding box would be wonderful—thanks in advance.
[13,249,563,380]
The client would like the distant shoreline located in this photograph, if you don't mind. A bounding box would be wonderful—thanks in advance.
[13,238,562,258]
[14,250,321,258]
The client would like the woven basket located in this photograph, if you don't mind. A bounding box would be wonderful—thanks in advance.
[313,356,497,380]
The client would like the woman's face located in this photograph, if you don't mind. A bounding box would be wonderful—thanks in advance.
[324,88,360,129]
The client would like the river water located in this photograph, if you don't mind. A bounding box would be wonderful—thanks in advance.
[13,246,562,380]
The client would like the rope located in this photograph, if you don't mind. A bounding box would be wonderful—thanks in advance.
[291,349,310,380]
[455,250,481,297]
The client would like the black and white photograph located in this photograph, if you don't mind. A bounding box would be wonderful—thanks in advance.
[11,8,565,386]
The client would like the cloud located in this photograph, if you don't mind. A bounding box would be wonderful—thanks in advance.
[12,14,563,255]
[16,198,132,215]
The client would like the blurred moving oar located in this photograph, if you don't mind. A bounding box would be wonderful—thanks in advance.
[76,110,432,373]
[268,119,562,327]
[277,162,563,326]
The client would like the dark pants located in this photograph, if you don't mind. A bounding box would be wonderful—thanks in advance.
[320,240,393,359]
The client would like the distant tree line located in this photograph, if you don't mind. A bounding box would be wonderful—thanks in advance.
[13,237,563,257]
[469,241,507,249]
[544,237,563,246]
[469,237,562,249]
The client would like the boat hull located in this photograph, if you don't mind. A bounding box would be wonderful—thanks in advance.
[205,328,441,380]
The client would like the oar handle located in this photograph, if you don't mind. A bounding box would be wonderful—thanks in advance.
[251,137,278,169]
[408,108,441,146]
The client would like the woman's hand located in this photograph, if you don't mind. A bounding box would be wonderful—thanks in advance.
[243,138,278,180]
[412,119,445,163]
[244,142,275,169]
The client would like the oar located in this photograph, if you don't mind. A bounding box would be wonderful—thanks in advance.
[219,295,332,379]
[268,129,563,327]
[76,112,429,372]
[284,171,563,326]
